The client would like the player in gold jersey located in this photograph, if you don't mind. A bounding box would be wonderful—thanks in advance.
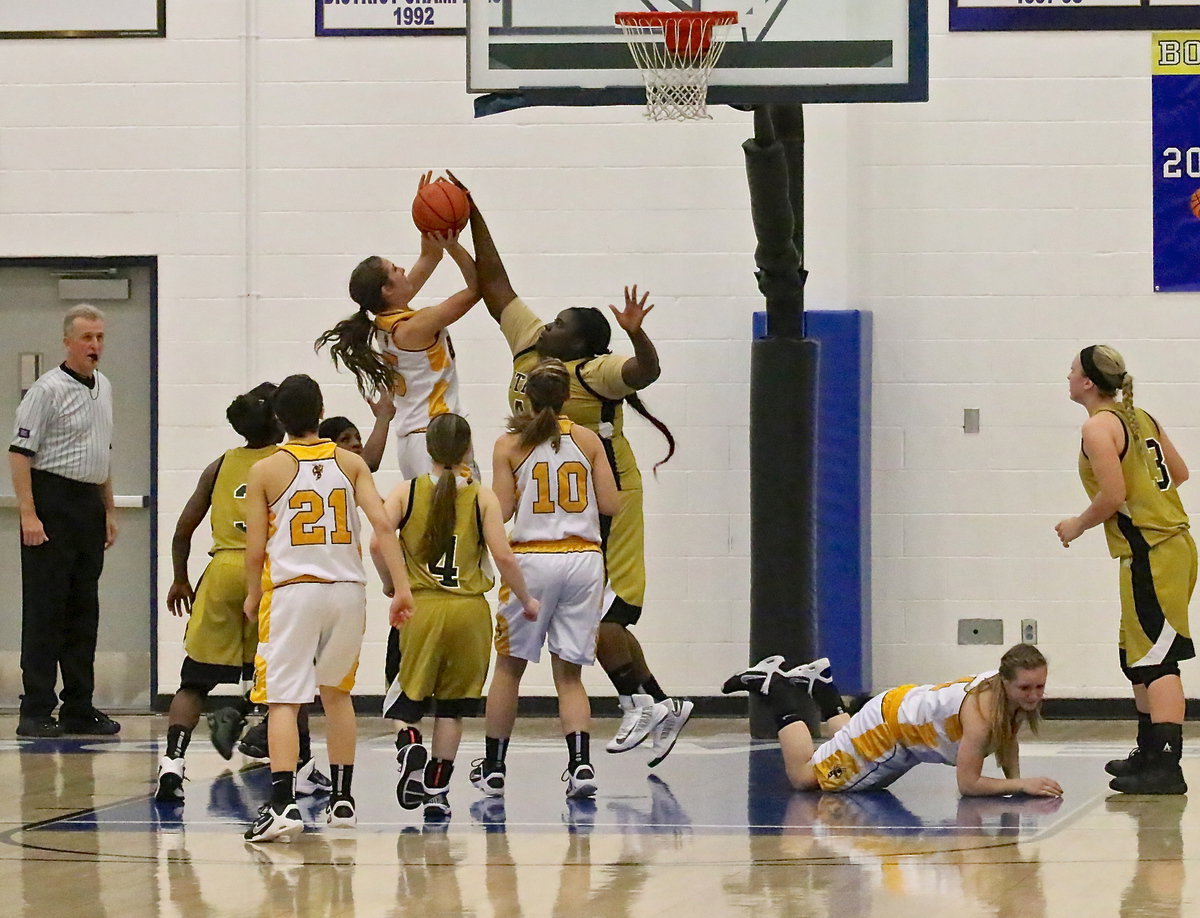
[373,413,538,822]
[453,175,693,766]
[722,643,1061,796]
[1056,345,1195,795]
[155,384,285,803]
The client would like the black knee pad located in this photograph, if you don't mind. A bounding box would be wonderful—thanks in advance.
[1128,661,1181,687]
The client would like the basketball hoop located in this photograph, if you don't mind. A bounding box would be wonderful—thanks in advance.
[615,10,738,122]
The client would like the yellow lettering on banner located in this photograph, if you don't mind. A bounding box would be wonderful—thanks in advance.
[1153,33,1200,75]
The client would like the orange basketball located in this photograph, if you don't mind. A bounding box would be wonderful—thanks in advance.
[412,178,470,235]
[1192,188,1200,219]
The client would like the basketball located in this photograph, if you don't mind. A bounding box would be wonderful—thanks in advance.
[1191,188,1200,219]
[412,178,470,235]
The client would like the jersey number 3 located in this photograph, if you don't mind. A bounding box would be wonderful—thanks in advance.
[289,489,353,546]
[1146,438,1171,491]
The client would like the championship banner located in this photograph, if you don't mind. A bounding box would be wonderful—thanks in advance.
[1152,33,1200,293]
[317,0,465,36]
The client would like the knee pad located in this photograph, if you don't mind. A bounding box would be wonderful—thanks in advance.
[1129,661,1180,687]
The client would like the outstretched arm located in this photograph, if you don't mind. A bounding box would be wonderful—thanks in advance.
[389,233,480,349]
[360,391,396,473]
[405,172,446,294]
[448,171,516,323]
[956,694,1062,797]
[611,285,661,390]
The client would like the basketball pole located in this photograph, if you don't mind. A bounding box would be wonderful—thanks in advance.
[744,104,822,738]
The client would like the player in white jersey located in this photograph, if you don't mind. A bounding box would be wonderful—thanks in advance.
[314,173,478,479]
[242,375,414,843]
[722,643,1062,797]
[471,360,620,801]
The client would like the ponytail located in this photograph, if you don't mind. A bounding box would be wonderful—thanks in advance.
[417,413,473,566]
[1083,345,1156,481]
[507,359,570,451]
[315,255,395,398]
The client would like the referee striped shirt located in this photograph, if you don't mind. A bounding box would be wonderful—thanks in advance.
[9,365,113,484]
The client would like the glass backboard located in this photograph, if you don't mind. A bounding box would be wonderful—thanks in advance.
[467,0,927,115]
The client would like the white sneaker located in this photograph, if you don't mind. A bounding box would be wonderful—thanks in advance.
[295,757,332,796]
[648,699,694,768]
[244,802,303,843]
[720,655,789,696]
[155,755,186,803]
[326,797,356,828]
[563,763,598,799]
[783,657,834,692]
[606,694,668,753]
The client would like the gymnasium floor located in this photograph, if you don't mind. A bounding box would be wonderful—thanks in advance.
[0,716,1194,917]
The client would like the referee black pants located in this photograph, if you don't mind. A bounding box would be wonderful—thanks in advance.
[19,470,106,719]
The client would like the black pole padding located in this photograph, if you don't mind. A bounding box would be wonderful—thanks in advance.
[749,336,821,738]
[743,104,807,340]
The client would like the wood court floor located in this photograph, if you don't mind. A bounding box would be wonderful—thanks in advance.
[0,715,1195,917]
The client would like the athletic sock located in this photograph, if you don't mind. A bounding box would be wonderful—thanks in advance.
[566,731,590,769]
[810,679,847,721]
[1136,711,1156,749]
[270,771,295,807]
[425,758,454,790]
[298,716,312,764]
[608,663,642,698]
[166,724,192,759]
[1154,722,1183,764]
[330,764,354,799]
[485,736,510,768]
[639,677,668,704]
[764,679,809,732]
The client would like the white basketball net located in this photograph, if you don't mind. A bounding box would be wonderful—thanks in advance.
[616,12,738,122]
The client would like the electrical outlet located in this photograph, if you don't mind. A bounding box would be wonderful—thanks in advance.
[1021,619,1037,643]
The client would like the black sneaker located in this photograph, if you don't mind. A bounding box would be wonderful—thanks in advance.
[238,719,269,759]
[16,715,61,738]
[1105,746,1152,778]
[59,709,121,736]
[396,743,430,810]
[423,789,451,821]
[207,707,247,761]
[244,801,304,843]
[1109,762,1188,795]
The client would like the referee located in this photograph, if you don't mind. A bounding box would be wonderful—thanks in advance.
[8,304,121,738]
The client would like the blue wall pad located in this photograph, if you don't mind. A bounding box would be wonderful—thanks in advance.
[753,311,872,693]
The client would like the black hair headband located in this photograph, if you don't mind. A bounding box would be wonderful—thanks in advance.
[1080,345,1121,391]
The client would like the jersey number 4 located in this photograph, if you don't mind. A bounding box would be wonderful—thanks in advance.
[530,461,589,514]
[289,489,353,546]
[428,535,460,588]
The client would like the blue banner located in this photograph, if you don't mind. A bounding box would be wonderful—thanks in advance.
[1152,33,1200,293]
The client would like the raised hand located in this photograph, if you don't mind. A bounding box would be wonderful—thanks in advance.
[609,284,655,336]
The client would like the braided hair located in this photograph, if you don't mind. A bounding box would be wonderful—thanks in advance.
[565,306,676,470]
[1080,345,1156,480]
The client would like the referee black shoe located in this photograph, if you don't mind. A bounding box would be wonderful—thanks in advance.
[16,715,61,738]
[59,708,121,736]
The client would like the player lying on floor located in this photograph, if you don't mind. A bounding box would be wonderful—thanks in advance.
[722,642,1062,797]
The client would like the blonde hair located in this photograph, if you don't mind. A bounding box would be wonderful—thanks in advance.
[1082,345,1157,480]
[966,642,1046,777]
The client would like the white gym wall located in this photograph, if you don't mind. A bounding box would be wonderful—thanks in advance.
[0,1,1192,702]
